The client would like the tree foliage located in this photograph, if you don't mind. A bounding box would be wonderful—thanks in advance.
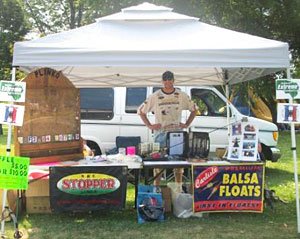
[23,0,172,34]
[0,0,29,80]
[177,0,300,124]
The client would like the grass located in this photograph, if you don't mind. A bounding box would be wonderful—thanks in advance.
[1,126,300,239]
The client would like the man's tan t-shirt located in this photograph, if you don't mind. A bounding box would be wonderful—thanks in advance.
[138,89,197,128]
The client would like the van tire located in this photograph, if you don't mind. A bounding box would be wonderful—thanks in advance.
[87,141,101,155]
[261,144,272,162]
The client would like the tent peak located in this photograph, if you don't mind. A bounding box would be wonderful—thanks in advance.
[122,2,172,12]
[97,2,198,22]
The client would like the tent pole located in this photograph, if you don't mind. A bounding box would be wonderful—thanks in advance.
[287,67,300,233]
[224,70,230,137]
[0,67,16,238]
[225,83,230,136]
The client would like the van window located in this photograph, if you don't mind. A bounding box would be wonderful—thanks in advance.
[125,87,147,113]
[80,88,114,120]
[191,89,229,117]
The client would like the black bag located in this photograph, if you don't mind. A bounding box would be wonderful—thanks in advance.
[138,197,165,221]
[189,132,210,158]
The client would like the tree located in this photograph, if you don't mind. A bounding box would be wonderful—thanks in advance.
[176,0,300,124]
[23,0,173,34]
[0,0,29,80]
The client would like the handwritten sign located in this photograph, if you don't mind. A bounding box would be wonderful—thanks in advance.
[0,156,30,190]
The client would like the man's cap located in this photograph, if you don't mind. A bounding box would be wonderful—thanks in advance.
[162,71,174,81]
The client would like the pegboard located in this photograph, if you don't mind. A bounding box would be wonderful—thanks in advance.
[14,68,83,164]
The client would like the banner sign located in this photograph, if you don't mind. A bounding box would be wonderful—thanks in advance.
[277,103,300,123]
[228,122,259,161]
[0,156,29,190]
[193,163,264,213]
[0,103,25,126]
[0,80,26,102]
[50,166,128,212]
[276,79,300,99]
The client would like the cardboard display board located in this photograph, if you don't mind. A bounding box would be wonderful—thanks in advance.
[14,68,82,164]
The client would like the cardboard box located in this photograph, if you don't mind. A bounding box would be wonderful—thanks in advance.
[161,186,171,199]
[26,178,51,213]
[26,197,51,214]
[161,186,172,212]
[26,178,49,197]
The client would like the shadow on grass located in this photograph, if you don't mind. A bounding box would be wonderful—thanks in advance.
[265,167,295,186]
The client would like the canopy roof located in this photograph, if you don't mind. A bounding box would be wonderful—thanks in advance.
[13,2,290,88]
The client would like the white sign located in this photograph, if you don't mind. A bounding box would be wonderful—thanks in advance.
[276,79,300,99]
[228,122,259,162]
[277,103,300,124]
[0,103,25,126]
[0,80,26,102]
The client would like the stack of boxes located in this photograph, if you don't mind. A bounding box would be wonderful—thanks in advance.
[26,172,51,214]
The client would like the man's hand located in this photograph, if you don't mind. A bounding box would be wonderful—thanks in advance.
[179,123,189,129]
[149,123,162,130]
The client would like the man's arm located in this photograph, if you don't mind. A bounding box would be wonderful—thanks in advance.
[180,110,197,129]
[139,113,161,130]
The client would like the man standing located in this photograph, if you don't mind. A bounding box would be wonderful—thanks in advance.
[138,71,198,189]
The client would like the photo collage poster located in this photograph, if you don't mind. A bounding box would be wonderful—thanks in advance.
[228,122,259,161]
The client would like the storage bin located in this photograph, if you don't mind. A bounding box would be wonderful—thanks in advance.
[167,183,205,218]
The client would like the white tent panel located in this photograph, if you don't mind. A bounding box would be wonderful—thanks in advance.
[13,2,290,87]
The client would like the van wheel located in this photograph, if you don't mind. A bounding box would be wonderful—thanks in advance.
[87,141,102,155]
[261,144,272,161]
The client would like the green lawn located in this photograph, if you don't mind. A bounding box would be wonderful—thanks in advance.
[1,127,300,239]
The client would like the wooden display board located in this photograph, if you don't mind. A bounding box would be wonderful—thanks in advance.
[14,68,83,164]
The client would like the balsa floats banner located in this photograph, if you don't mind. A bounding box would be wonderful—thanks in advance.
[193,163,264,213]
[49,166,127,212]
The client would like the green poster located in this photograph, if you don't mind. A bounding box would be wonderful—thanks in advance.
[0,156,30,190]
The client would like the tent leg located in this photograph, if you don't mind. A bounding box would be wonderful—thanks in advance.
[287,67,300,233]
[0,67,16,239]
[225,84,230,136]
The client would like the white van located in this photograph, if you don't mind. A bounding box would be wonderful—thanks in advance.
[80,86,280,162]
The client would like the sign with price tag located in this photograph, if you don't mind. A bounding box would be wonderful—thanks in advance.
[0,156,30,190]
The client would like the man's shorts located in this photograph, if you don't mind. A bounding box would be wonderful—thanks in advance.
[154,167,184,175]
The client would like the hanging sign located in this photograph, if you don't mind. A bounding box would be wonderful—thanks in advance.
[49,166,127,212]
[0,156,30,190]
[193,163,265,213]
[277,103,300,123]
[0,80,26,102]
[276,79,300,99]
[0,103,25,126]
[227,122,259,161]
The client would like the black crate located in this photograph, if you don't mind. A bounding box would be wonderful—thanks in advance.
[188,132,210,158]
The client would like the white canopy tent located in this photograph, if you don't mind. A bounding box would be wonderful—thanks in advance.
[3,1,299,236]
[13,2,289,88]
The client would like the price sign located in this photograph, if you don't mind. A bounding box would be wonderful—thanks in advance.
[0,156,30,190]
